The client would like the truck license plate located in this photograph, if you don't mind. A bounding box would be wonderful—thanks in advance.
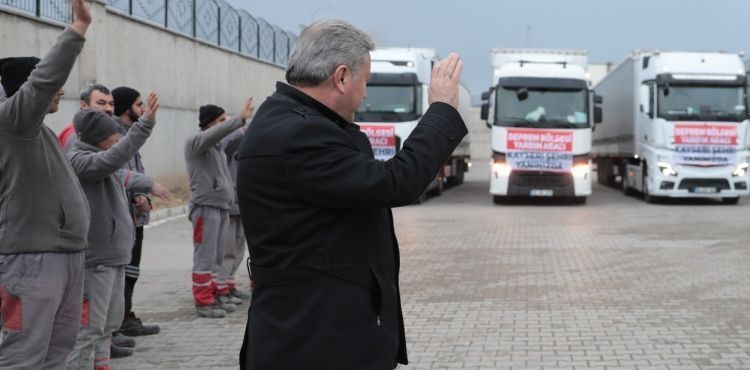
[693,187,717,193]
[530,189,554,197]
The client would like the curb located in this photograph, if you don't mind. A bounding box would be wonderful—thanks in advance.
[145,205,188,229]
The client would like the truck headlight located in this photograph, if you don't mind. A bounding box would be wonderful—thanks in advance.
[492,163,512,177]
[657,162,677,177]
[491,153,511,177]
[732,162,749,177]
[570,164,590,178]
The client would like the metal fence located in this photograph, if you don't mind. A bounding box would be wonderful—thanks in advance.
[106,0,294,65]
[0,0,294,66]
[0,0,71,23]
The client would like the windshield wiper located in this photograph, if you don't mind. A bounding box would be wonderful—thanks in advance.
[500,117,540,128]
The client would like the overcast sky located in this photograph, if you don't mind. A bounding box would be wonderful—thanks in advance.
[226,0,750,97]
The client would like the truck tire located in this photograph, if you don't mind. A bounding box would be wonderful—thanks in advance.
[596,159,608,185]
[427,176,444,197]
[446,161,466,187]
[621,165,636,196]
[492,195,506,205]
[642,175,659,204]
[722,197,740,205]
[413,191,428,204]
[572,196,587,205]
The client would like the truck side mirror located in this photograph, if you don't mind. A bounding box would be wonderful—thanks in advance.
[639,84,653,118]
[594,106,603,124]
[594,94,603,104]
[481,102,490,121]
[481,91,491,101]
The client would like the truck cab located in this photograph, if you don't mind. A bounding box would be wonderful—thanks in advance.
[355,48,471,200]
[595,51,750,204]
[481,49,602,204]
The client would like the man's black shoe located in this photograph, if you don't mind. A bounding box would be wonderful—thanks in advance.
[110,344,134,358]
[119,312,160,336]
[112,332,136,348]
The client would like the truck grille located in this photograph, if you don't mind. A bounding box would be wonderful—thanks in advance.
[677,178,730,191]
[510,172,573,187]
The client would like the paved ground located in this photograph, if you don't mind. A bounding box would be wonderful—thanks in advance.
[114,163,750,369]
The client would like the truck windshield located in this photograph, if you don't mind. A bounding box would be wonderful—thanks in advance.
[355,85,422,122]
[495,87,589,128]
[658,85,747,122]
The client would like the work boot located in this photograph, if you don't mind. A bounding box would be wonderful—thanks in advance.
[110,344,134,358]
[215,298,237,313]
[112,332,136,348]
[120,312,160,336]
[196,303,227,318]
[230,288,252,300]
[217,294,242,305]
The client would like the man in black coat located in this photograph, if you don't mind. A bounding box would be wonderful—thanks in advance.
[236,19,467,370]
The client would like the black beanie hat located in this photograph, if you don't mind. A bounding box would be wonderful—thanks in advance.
[0,57,41,98]
[199,104,225,129]
[112,86,141,117]
[74,109,120,146]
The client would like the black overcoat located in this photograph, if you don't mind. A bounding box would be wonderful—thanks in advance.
[236,82,467,370]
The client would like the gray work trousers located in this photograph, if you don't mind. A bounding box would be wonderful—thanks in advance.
[0,252,84,370]
[66,265,124,370]
[220,215,247,290]
[189,205,229,305]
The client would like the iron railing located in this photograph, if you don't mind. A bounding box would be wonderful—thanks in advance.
[0,0,294,66]
[106,0,294,65]
[0,0,71,23]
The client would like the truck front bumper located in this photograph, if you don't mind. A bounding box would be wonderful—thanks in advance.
[490,165,592,197]
[648,165,750,198]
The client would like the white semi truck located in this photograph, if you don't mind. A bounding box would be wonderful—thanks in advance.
[480,49,602,204]
[593,50,750,204]
[355,48,471,200]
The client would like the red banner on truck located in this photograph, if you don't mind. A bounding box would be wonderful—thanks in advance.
[673,123,737,165]
[360,124,397,161]
[506,129,574,172]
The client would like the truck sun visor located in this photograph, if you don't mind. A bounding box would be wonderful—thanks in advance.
[497,77,587,90]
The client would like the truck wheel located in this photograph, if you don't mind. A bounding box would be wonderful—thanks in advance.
[572,196,587,205]
[413,191,428,204]
[621,170,635,196]
[492,195,506,205]
[642,177,659,204]
[722,197,740,205]
[427,177,444,196]
[446,162,466,187]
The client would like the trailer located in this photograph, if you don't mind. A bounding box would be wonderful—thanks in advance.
[593,50,750,204]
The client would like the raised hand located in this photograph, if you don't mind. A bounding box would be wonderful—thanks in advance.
[428,53,464,109]
[144,92,159,122]
[71,0,92,36]
[240,97,255,121]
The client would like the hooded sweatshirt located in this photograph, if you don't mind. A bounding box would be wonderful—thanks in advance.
[185,116,245,209]
[0,28,90,255]
[68,116,155,267]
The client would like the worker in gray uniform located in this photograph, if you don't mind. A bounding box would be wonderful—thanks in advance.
[218,123,253,301]
[65,95,165,370]
[0,1,92,368]
[111,86,163,338]
[185,98,254,318]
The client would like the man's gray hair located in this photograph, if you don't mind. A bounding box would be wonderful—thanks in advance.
[286,20,375,87]
[80,84,110,103]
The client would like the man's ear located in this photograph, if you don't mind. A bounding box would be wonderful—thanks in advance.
[333,65,349,93]
[79,101,87,109]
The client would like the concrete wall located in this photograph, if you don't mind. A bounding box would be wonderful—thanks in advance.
[1,1,285,188]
